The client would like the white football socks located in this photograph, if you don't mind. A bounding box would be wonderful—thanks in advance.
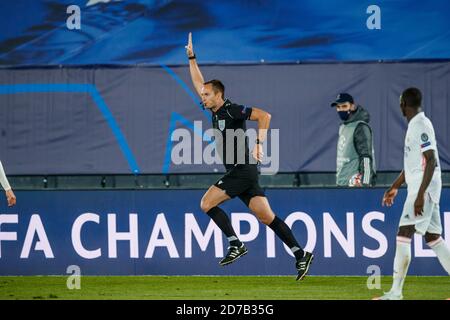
[427,237,450,275]
[390,236,412,295]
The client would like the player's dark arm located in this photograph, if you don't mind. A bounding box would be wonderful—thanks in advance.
[391,170,405,189]
[249,107,271,143]
[354,124,374,186]
[417,150,437,197]
[413,150,436,216]
[382,170,404,207]
[185,32,204,97]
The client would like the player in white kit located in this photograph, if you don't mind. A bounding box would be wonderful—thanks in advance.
[376,87,450,300]
[0,160,16,207]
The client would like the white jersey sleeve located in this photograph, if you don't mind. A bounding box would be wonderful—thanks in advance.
[417,120,436,153]
[0,161,11,191]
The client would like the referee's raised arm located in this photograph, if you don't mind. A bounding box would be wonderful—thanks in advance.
[185,32,204,97]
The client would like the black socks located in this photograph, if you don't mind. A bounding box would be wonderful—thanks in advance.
[269,216,304,260]
[207,208,304,257]
[206,207,242,247]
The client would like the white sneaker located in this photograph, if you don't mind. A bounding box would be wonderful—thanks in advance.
[373,291,403,300]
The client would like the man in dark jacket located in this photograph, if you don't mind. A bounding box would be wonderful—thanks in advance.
[331,93,376,187]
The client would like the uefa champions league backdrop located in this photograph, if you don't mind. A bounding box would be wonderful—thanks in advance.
[1,1,450,278]
[1,1,450,175]
[1,0,450,65]
[1,188,449,276]
[1,62,450,175]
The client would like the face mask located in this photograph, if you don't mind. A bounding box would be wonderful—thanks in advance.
[338,110,351,121]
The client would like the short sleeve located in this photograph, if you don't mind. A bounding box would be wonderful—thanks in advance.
[416,123,436,153]
[226,104,252,120]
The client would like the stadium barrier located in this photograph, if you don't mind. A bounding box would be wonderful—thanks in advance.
[1,188,449,276]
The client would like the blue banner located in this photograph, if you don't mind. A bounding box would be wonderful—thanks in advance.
[1,188,449,276]
[1,0,450,66]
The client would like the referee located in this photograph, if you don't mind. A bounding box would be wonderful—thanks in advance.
[185,33,313,280]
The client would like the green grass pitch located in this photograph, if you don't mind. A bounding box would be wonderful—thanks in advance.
[0,276,448,300]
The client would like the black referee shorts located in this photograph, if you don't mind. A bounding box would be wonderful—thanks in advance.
[214,164,265,207]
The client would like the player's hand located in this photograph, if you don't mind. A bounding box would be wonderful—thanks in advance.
[6,189,16,207]
[382,187,398,207]
[414,193,424,216]
[185,32,195,58]
[252,144,264,163]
